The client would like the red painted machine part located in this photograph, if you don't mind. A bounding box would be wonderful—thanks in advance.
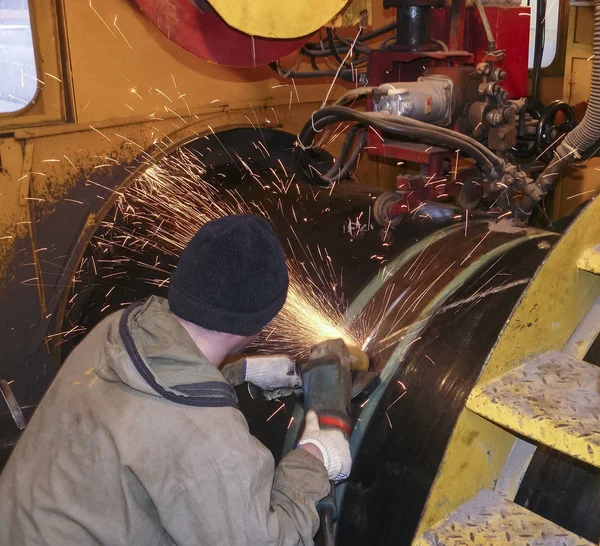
[465,6,530,98]
[135,0,312,67]
[431,5,530,98]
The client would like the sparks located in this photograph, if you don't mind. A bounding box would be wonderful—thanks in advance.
[93,148,361,358]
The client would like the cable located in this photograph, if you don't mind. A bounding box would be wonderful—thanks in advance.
[273,22,396,81]
[295,106,506,186]
[269,62,357,82]
[296,125,367,186]
[319,107,504,171]
[360,22,396,41]
[327,27,352,67]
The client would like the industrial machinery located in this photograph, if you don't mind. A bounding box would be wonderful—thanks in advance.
[1,1,600,545]
[289,0,590,227]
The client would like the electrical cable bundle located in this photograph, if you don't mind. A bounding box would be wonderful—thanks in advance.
[294,105,506,187]
[270,23,395,82]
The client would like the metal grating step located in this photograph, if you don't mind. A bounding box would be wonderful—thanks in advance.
[414,489,593,546]
[467,351,600,468]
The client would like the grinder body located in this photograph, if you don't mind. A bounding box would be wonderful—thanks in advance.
[300,339,355,546]
[300,341,353,437]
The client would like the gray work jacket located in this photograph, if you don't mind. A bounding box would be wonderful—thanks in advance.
[0,296,329,545]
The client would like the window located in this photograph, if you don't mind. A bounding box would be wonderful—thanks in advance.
[522,0,561,69]
[0,0,37,113]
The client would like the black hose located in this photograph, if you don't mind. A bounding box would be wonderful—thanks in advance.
[531,0,547,98]
[320,108,499,166]
[296,125,367,186]
[269,63,358,82]
[334,29,372,55]
[327,27,349,66]
[297,107,504,177]
[302,22,395,54]
[273,22,393,81]
[321,128,367,182]
[301,46,370,58]
[361,22,396,41]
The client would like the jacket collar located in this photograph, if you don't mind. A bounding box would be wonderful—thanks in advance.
[97,296,237,407]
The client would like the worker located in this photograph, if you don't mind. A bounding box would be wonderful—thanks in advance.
[0,214,352,546]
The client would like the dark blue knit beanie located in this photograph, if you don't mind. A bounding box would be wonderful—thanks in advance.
[168,214,289,336]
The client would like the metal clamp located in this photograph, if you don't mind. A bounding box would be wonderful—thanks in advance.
[0,380,26,430]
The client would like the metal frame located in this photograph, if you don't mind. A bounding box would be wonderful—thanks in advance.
[536,0,571,79]
[413,196,600,540]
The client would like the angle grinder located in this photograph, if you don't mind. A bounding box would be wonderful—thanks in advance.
[299,339,371,546]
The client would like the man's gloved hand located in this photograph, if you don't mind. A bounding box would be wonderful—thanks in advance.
[244,355,302,392]
[297,410,352,482]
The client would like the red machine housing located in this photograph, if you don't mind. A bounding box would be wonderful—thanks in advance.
[366,3,529,218]
[465,6,530,99]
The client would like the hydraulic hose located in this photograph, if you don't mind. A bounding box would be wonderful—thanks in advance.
[269,62,357,81]
[318,125,367,184]
[296,124,367,186]
[513,0,600,221]
[296,107,505,183]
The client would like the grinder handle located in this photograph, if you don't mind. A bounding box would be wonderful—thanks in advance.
[301,355,351,437]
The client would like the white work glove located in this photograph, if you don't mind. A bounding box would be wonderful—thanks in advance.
[298,410,352,482]
[244,355,302,392]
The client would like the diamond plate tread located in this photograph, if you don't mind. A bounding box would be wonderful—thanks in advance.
[414,490,593,546]
[467,351,600,468]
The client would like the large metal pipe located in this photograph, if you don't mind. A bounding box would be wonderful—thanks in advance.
[2,129,597,544]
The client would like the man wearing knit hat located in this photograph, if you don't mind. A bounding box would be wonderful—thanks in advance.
[0,214,352,545]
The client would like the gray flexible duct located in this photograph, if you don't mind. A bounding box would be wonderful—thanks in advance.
[514,0,600,221]
[558,4,600,158]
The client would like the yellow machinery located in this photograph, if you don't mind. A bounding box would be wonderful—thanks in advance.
[0,1,600,545]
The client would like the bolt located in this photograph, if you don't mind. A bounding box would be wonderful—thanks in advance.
[495,68,507,81]
[486,110,504,125]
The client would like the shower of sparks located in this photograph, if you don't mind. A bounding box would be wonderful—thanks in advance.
[87,147,361,357]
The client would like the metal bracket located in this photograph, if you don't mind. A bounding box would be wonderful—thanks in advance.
[0,380,27,430]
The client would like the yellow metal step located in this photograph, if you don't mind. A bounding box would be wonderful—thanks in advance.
[414,490,593,546]
[467,351,600,467]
